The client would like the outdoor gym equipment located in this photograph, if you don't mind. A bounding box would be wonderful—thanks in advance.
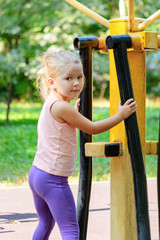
[106,34,150,239]
[65,0,160,239]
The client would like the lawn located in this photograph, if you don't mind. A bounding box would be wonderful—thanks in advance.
[0,100,159,187]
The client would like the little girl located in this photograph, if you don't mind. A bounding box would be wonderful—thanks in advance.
[29,50,137,240]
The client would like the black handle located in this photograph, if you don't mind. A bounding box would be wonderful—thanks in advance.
[74,38,94,240]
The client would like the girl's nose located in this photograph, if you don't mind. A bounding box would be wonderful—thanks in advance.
[73,79,79,86]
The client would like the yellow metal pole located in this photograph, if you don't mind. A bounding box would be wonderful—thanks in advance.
[119,0,126,18]
[109,18,146,240]
[128,0,135,31]
[65,0,110,28]
[138,9,160,31]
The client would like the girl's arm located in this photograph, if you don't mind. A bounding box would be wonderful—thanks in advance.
[75,98,80,111]
[51,98,137,135]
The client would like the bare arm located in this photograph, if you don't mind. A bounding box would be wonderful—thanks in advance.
[51,98,137,135]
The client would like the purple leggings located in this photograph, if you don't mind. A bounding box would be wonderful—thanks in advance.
[28,166,79,240]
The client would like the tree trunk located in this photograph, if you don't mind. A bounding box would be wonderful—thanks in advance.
[6,81,13,124]
[99,82,107,99]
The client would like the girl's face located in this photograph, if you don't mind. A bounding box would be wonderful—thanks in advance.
[51,63,84,102]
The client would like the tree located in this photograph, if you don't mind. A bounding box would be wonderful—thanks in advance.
[0,0,115,123]
[0,0,160,123]
[0,0,66,123]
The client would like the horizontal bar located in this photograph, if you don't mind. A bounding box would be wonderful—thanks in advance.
[106,32,160,51]
[65,0,110,28]
[138,9,160,31]
[106,32,159,50]
[74,36,99,50]
[85,141,159,157]
[98,36,109,53]
[85,142,122,157]
[105,143,120,157]
[106,34,132,49]
[132,31,158,50]
[73,33,160,54]
[146,141,159,155]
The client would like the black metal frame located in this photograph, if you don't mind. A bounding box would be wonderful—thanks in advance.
[74,36,99,240]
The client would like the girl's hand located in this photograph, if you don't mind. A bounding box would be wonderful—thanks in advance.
[75,98,80,111]
[118,98,137,120]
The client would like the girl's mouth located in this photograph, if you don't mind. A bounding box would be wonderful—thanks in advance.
[72,89,79,92]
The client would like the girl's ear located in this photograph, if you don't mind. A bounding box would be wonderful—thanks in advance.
[48,78,57,89]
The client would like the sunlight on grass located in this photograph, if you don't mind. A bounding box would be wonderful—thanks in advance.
[0,101,42,122]
[0,176,29,188]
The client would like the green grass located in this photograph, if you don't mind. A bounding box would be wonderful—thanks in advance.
[0,101,159,187]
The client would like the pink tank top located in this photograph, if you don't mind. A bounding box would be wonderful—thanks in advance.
[33,97,77,177]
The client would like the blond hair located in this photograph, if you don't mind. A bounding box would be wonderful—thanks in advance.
[36,50,82,100]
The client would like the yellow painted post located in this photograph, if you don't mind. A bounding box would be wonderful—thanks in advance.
[109,18,146,240]
[128,0,135,31]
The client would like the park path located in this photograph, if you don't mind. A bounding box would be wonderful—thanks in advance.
[0,179,158,240]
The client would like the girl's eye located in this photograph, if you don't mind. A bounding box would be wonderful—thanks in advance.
[78,76,82,80]
[66,77,71,80]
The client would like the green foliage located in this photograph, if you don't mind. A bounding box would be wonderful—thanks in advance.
[0,0,65,103]
[0,0,160,122]
[134,0,160,19]
[146,51,160,98]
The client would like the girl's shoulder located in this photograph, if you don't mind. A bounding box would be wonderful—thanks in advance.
[45,96,62,108]
[46,96,70,109]
[50,99,73,113]
[47,98,73,124]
